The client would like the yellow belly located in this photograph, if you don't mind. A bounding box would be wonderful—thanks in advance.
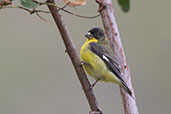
[81,48,108,81]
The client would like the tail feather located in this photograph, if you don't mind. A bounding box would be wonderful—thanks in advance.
[121,81,132,96]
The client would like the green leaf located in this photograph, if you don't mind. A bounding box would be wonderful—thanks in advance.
[118,0,130,12]
[20,0,37,8]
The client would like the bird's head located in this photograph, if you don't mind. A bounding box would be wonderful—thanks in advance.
[85,27,106,41]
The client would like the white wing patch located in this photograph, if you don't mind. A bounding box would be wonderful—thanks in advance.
[102,55,109,62]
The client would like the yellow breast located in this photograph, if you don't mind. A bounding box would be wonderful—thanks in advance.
[80,38,108,81]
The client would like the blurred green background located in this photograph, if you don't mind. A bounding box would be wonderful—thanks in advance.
[0,0,171,114]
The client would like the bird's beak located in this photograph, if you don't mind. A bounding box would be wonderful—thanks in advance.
[85,32,92,39]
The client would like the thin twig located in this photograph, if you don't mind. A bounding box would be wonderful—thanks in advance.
[60,2,70,9]
[0,5,49,21]
[37,1,101,19]
[35,11,47,21]
[1,5,50,14]
[62,8,100,19]
[1,0,100,19]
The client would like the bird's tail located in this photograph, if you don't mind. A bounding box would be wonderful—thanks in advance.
[121,81,132,97]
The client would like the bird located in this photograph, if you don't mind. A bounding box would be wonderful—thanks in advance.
[80,27,132,96]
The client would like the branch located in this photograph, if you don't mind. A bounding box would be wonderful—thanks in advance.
[36,1,100,19]
[96,0,139,114]
[1,4,99,20]
[46,0,102,113]
[0,5,49,21]
[1,1,100,19]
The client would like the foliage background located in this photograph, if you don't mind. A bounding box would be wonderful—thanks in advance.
[0,0,171,114]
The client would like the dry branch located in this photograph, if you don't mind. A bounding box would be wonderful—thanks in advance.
[47,0,102,113]
[96,0,139,114]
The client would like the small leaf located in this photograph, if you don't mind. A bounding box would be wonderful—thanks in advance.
[118,0,130,12]
[20,0,37,8]
[63,0,86,7]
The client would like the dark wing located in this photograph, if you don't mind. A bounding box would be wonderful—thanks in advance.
[89,42,132,96]
[88,42,124,83]
[98,39,122,74]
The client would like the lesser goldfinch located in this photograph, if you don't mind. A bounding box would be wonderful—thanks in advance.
[80,27,132,96]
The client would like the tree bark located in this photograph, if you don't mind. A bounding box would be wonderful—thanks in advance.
[96,0,139,114]
[47,0,102,113]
